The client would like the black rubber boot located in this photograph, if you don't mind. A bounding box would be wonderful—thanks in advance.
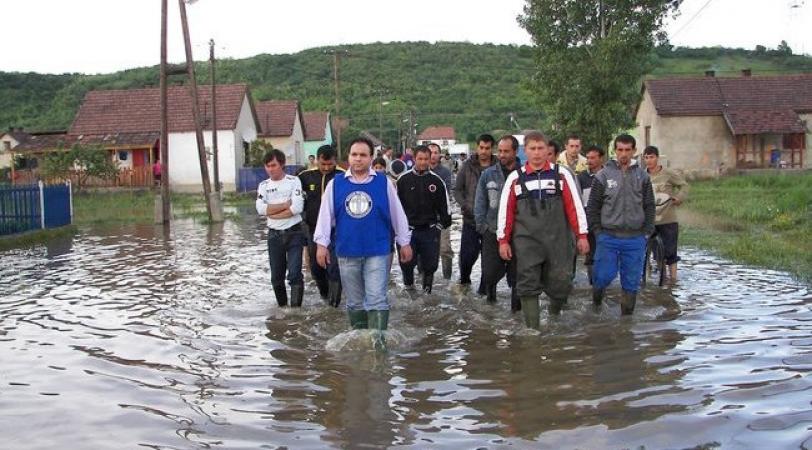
[315,278,329,301]
[510,288,521,312]
[548,298,565,316]
[477,279,486,296]
[328,280,342,308]
[442,256,453,280]
[592,288,605,307]
[486,284,497,304]
[621,290,637,315]
[290,283,304,307]
[422,274,434,294]
[521,296,540,330]
[273,285,288,307]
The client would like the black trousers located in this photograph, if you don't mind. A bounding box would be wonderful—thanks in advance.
[400,226,440,286]
[481,230,516,289]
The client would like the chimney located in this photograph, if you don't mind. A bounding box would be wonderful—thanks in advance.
[742,68,752,77]
[705,70,716,77]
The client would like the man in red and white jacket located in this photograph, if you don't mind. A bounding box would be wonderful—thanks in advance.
[497,131,589,329]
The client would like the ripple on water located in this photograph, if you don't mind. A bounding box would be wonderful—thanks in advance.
[1,219,811,448]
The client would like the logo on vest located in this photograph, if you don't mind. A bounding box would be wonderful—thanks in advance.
[345,191,373,218]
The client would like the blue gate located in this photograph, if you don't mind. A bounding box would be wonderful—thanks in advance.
[0,182,73,236]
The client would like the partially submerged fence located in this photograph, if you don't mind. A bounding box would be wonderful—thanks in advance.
[0,181,73,236]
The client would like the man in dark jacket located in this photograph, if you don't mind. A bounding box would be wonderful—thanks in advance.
[587,134,655,315]
[454,133,496,293]
[397,145,453,293]
[474,135,521,311]
[428,143,454,280]
[299,145,344,307]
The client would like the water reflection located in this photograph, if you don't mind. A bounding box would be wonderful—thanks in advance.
[0,214,810,449]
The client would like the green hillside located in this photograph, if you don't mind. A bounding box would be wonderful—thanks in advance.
[1,42,810,147]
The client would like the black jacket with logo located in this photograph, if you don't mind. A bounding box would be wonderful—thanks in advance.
[298,167,344,232]
[396,169,452,229]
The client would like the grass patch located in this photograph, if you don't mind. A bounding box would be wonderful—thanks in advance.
[0,225,77,252]
[72,190,254,225]
[681,172,812,281]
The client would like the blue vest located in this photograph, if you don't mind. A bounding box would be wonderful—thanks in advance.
[333,173,392,257]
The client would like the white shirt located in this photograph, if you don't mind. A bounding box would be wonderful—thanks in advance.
[255,174,305,230]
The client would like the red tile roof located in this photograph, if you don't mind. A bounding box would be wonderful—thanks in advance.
[255,100,302,137]
[644,74,812,116]
[303,111,330,141]
[15,132,160,152]
[724,108,805,135]
[69,84,252,135]
[417,126,456,140]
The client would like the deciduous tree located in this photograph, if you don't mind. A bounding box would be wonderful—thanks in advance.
[519,0,681,147]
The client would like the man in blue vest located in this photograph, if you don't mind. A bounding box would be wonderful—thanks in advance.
[313,137,413,350]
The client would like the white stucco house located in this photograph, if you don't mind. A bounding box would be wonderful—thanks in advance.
[255,100,306,165]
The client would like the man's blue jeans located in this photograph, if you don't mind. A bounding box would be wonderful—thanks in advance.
[267,226,306,289]
[338,254,390,311]
[592,232,646,294]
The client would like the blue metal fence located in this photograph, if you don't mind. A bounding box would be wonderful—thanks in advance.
[237,165,304,193]
[0,182,72,236]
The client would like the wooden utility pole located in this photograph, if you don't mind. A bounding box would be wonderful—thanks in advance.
[178,0,222,222]
[156,0,171,224]
[325,49,350,159]
[209,38,220,193]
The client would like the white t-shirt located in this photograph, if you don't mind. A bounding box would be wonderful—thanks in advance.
[255,175,305,230]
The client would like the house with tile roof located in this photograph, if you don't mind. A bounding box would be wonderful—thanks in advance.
[417,126,456,152]
[13,84,259,191]
[255,100,306,165]
[634,72,811,175]
[0,128,31,169]
[302,111,333,158]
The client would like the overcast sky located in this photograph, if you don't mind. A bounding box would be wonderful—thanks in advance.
[2,0,810,74]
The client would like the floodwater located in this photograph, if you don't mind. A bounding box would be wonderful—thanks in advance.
[1,210,811,450]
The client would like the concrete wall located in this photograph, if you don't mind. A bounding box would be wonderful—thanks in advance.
[635,90,735,177]
[169,95,257,192]
[0,135,19,169]
[801,113,812,169]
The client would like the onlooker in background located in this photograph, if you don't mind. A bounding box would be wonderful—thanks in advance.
[587,134,655,315]
[557,135,589,173]
[396,145,452,293]
[454,133,496,294]
[256,149,307,308]
[428,143,455,280]
[578,145,605,283]
[299,145,344,306]
[475,135,521,311]
[643,145,689,283]
[307,154,318,170]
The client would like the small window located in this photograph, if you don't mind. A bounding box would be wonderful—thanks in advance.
[118,151,128,161]
[3,141,11,151]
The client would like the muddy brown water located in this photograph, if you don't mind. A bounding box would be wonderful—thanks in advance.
[1,211,811,449]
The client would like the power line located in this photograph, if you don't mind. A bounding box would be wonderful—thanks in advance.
[671,0,716,38]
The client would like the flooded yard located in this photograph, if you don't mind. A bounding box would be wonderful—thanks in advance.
[1,212,810,449]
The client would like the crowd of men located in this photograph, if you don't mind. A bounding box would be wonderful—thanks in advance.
[256,131,689,340]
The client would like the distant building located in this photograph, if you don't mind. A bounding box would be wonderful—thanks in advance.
[255,100,306,165]
[12,84,259,191]
[417,126,456,152]
[634,72,811,176]
[302,111,334,158]
[0,128,30,169]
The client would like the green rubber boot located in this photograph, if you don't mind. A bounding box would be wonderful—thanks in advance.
[520,296,540,330]
[347,310,368,329]
[367,310,390,351]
